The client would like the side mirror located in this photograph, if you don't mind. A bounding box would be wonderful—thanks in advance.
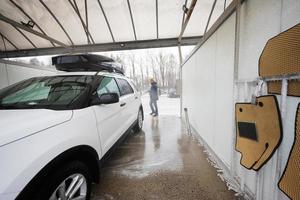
[90,93,119,105]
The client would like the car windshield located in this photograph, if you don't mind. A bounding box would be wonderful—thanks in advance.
[0,75,96,110]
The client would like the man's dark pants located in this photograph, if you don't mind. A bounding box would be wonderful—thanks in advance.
[150,99,158,115]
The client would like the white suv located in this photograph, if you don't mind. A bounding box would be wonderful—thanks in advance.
[0,71,143,200]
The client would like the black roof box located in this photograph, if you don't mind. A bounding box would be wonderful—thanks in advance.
[52,54,124,75]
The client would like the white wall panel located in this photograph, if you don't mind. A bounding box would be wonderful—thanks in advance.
[0,61,56,89]
[182,13,236,167]
[213,15,235,166]
[182,0,300,199]
[238,0,282,80]
[281,0,300,30]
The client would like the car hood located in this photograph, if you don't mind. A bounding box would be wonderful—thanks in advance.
[0,109,73,147]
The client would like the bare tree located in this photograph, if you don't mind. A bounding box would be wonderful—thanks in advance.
[128,52,137,85]
[139,58,145,91]
[155,52,167,88]
[110,53,126,72]
[150,55,159,84]
[29,58,40,66]
[166,54,177,90]
[106,50,179,94]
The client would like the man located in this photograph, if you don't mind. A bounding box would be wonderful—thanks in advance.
[149,79,159,116]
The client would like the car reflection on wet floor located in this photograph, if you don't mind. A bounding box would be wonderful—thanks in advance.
[91,115,237,200]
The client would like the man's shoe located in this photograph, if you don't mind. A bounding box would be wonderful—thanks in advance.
[153,114,158,117]
[150,112,154,115]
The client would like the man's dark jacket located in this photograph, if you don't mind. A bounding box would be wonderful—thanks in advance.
[150,82,158,101]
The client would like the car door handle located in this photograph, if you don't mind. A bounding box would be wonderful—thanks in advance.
[135,96,138,99]
[120,102,126,107]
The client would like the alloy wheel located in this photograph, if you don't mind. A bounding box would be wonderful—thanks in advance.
[49,173,87,200]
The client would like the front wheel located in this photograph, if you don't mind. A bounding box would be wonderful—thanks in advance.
[133,108,143,133]
[34,161,92,200]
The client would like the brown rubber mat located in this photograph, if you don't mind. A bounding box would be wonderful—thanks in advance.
[267,80,300,97]
[259,23,300,77]
[278,104,300,200]
[235,95,282,170]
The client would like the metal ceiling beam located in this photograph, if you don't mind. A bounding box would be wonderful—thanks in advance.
[204,0,217,34]
[179,0,188,64]
[182,0,245,66]
[155,0,159,39]
[127,0,137,40]
[75,0,94,44]
[0,13,69,47]
[12,26,37,48]
[178,0,198,43]
[1,33,6,51]
[9,0,55,47]
[85,0,88,39]
[39,0,74,45]
[0,36,201,58]
[181,0,188,28]
[0,33,7,51]
[0,32,18,50]
[96,0,115,42]
[69,0,89,44]
[68,0,95,44]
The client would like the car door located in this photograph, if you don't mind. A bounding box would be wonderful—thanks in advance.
[127,79,141,116]
[115,78,137,128]
[91,76,123,155]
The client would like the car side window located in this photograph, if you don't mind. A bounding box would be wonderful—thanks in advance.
[116,78,134,96]
[97,77,120,97]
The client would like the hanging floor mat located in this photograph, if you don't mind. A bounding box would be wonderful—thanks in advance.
[278,103,300,200]
[259,23,300,77]
[235,95,282,170]
[267,80,300,97]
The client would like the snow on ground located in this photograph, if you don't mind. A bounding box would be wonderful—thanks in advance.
[141,94,180,117]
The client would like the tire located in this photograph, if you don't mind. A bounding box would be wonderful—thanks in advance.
[133,108,143,133]
[33,161,92,200]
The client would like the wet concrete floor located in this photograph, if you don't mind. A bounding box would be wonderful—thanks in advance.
[91,115,237,200]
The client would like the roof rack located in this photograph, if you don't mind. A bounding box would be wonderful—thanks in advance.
[52,54,125,75]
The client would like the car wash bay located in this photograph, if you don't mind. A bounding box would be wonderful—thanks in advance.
[91,96,236,199]
[0,0,300,199]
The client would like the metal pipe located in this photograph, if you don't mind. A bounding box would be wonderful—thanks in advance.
[1,33,7,51]
[85,0,88,35]
[184,108,192,135]
[73,0,90,44]
[275,78,288,200]
[181,0,245,67]
[12,26,37,48]
[261,74,300,81]
[236,74,300,83]
[39,0,74,45]
[0,32,18,50]
[68,0,95,44]
[181,0,188,28]
[127,0,137,40]
[96,0,115,42]
[156,0,159,39]
[204,0,217,34]
[9,0,55,47]
[224,0,227,11]
[178,0,198,43]
[0,13,68,47]
[230,0,242,194]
